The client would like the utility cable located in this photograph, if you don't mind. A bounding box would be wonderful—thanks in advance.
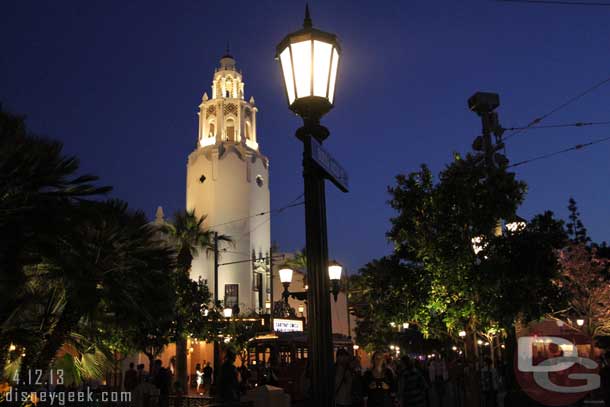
[503,120,610,132]
[497,0,610,6]
[507,135,610,168]
[504,75,610,141]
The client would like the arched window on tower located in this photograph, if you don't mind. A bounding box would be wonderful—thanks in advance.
[225,78,233,98]
[245,121,252,140]
[226,118,235,141]
[208,121,215,138]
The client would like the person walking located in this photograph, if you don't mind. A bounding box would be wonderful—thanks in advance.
[398,357,428,407]
[363,351,396,407]
[480,358,499,407]
[218,350,241,405]
[335,348,355,407]
[152,359,171,407]
[202,362,213,395]
[428,355,448,406]
[124,362,138,392]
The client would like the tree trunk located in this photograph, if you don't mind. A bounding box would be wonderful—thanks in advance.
[464,331,481,407]
[144,352,155,375]
[504,326,518,392]
[176,336,188,393]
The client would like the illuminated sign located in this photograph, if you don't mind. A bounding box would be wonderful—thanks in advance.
[273,318,304,333]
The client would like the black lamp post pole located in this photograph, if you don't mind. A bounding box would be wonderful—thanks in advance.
[300,125,334,407]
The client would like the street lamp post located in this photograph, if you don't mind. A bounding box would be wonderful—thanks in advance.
[276,7,342,406]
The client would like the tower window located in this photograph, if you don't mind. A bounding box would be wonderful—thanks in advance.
[226,118,235,141]
[209,122,215,137]
[245,121,252,140]
[256,175,264,187]
[199,174,206,184]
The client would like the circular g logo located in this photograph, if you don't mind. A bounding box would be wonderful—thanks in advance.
[515,333,599,406]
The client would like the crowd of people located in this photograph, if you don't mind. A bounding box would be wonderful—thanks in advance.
[331,350,503,407]
[120,348,610,407]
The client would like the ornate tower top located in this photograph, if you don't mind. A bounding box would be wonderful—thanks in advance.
[196,53,259,151]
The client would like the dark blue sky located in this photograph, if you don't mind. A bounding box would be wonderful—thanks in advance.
[2,1,609,272]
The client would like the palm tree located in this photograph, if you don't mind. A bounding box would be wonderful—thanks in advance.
[27,200,174,376]
[0,108,111,376]
[161,210,230,393]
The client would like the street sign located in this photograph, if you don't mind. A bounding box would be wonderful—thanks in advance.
[310,137,349,192]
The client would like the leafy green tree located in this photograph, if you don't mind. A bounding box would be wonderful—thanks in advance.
[350,256,432,351]
[387,155,526,338]
[382,151,568,401]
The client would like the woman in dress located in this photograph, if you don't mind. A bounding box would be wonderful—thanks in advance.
[195,363,203,393]
[363,351,396,407]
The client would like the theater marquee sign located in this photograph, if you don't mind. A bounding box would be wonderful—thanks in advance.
[273,318,304,333]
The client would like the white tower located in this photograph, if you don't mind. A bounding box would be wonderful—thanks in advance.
[186,53,271,314]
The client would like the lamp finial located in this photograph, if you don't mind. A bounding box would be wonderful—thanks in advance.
[304,3,312,28]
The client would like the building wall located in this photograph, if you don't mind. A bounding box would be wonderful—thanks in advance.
[186,144,270,313]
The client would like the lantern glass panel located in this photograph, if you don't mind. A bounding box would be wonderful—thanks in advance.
[313,40,332,98]
[280,48,296,104]
[328,48,340,103]
[291,40,312,99]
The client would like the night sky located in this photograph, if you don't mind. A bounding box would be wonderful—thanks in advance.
[2,1,609,272]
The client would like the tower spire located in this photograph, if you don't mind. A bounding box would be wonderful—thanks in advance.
[304,3,312,28]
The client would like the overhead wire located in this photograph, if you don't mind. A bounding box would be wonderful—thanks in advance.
[497,0,610,6]
[507,135,610,168]
[503,120,610,132]
[504,75,610,141]
[206,193,303,230]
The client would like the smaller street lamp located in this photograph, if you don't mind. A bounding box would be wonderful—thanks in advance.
[280,261,343,303]
[328,260,343,301]
[223,307,233,319]
[576,318,585,327]
[403,322,410,330]
[459,331,467,338]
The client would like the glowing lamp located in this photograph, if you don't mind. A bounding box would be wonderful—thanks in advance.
[276,5,341,122]
[279,267,294,284]
[223,307,233,318]
[328,260,343,281]
[459,331,466,338]
[576,319,585,327]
